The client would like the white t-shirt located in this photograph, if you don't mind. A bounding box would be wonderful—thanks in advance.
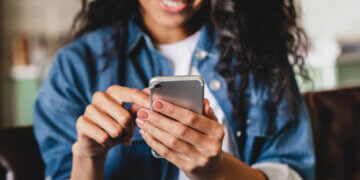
[156,31,302,180]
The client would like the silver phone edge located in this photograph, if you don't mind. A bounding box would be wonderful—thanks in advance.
[149,75,205,88]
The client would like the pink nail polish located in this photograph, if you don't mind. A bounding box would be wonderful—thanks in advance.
[153,101,164,110]
[136,118,144,126]
[137,109,148,119]
[140,129,147,137]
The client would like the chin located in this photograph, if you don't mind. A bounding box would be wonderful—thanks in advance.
[156,16,188,28]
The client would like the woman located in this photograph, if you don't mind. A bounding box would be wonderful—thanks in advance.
[34,0,315,179]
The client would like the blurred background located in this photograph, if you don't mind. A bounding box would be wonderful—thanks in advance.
[0,0,360,128]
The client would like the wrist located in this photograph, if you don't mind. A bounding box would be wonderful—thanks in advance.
[191,151,226,180]
[210,152,266,180]
[71,142,107,180]
[209,151,226,180]
[72,142,107,164]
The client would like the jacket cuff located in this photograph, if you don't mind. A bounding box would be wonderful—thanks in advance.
[252,162,302,180]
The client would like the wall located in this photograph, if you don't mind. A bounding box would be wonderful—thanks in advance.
[301,0,360,39]
[0,0,79,127]
[0,0,5,127]
[2,0,80,37]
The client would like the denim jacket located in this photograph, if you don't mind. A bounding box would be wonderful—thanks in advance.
[33,13,315,180]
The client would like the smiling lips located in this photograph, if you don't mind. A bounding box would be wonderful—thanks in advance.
[157,0,189,13]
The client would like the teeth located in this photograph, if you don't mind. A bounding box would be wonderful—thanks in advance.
[161,0,184,7]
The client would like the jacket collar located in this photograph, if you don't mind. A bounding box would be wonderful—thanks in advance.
[125,12,144,54]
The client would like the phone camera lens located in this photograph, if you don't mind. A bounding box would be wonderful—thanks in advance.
[154,84,162,88]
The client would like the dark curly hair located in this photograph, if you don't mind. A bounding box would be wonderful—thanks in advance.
[70,0,309,124]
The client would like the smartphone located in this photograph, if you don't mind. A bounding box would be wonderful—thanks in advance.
[149,75,205,158]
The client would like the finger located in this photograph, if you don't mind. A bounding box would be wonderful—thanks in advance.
[129,103,142,115]
[136,118,204,162]
[140,129,192,171]
[92,92,134,142]
[106,86,150,109]
[84,104,124,140]
[203,98,210,115]
[77,116,112,148]
[204,100,217,121]
[152,100,220,135]
[142,88,150,95]
[137,108,214,149]
[129,88,151,114]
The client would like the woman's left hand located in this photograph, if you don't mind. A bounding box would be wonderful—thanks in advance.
[135,98,225,179]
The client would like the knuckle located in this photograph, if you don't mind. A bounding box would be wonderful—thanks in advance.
[115,111,132,128]
[176,126,189,137]
[85,104,96,114]
[161,148,171,159]
[76,116,85,131]
[106,85,118,93]
[112,126,123,137]
[186,114,197,126]
[216,127,225,140]
[98,133,109,145]
[121,111,132,122]
[168,137,179,148]
[92,91,105,101]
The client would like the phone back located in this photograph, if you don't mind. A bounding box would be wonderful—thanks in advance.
[150,76,204,114]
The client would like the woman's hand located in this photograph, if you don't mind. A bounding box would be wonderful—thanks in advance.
[71,86,150,180]
[72,85,150,158]
[136,99,225,179]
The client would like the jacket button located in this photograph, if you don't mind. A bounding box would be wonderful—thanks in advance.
[196,50,207,60]
[246,119,251,125]
[210,80,221,91]
[236,131,242,137]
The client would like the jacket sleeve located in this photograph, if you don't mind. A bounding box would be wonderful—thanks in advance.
[243,75,316,180]
[33,48,89,180]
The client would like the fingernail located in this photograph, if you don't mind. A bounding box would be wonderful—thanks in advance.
[136,118,144,126]
[140,129,147,137]
[153,101,164,110]
[137,109,148,119]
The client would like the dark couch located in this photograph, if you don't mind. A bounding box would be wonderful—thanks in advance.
[303,87,360,180]
[0,127,44,179]
[0,87,359,180]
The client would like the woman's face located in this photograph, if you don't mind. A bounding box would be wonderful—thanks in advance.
[138,0,204,29]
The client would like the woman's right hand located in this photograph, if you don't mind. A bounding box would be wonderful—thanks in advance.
[72,86,150,158]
